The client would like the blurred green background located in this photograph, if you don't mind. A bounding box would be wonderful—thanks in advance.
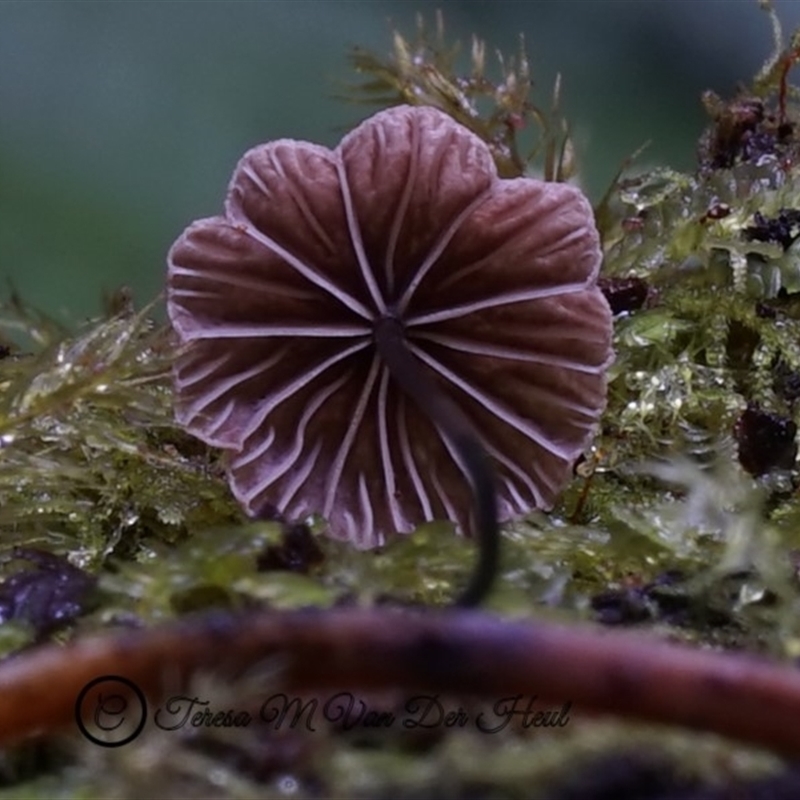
[0,0,797,321]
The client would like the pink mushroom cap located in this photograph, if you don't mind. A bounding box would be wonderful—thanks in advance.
[167,104,613,548]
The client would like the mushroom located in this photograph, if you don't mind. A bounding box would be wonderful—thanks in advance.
[167,105,613,605]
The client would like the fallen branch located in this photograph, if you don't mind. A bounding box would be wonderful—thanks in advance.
[2,607,800,755]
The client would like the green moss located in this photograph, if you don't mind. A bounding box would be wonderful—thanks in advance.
[0,298,241,569]
[346,10,575,181]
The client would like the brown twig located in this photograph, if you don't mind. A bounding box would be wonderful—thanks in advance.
[3,607,800,754]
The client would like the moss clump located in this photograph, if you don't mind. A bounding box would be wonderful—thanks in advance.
[346,10,575,181]
[0,296,241,571]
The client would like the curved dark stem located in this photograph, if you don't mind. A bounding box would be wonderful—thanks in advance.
[374,316,499,607]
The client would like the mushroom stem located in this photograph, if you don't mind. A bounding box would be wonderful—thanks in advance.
[373,316,499,607]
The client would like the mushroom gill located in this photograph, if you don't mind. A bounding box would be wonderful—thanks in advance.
[167,104,613,605]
